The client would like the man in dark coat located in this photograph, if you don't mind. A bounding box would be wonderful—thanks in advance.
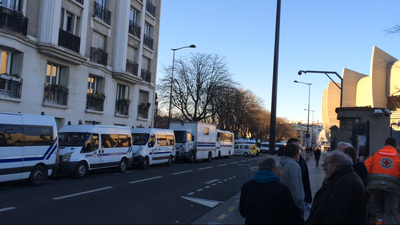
[240,156,304,224]
[314,148,321,167]
[306,150,368,224]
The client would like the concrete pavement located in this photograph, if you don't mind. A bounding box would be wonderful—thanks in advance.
[191,154,326,224]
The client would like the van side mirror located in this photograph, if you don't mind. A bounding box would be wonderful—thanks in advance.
[192,135,195,142]
[148,141,155,147]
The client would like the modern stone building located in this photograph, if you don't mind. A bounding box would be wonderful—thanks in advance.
[0,0,161,129]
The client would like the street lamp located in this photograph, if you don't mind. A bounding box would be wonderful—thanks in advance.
[294,80,312,149]
[167,44,196,127]
[305,109,315,147]
[298,70,343,107]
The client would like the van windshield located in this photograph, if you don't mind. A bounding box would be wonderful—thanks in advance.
[132,133,149,145]
[59,132,91,147]
[174,131,186,143]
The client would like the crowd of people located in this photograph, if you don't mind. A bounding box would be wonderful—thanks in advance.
[239,137,400,224]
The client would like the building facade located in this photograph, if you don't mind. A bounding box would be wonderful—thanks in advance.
[292,122,323,149]
[0,0,161,129]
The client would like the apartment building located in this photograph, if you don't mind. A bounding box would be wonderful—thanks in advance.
[0,0,161,129]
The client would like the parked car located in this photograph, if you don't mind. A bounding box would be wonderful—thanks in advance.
[260,142,286,154]
[233,144,259,157]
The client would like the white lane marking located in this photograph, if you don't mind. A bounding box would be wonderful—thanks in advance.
[129,176,163,184]
[181,196,223,208]
[230,162,238,164]
[205,179,219,184]
[212,183,217,186]
[197,189,203,192]
[199,166,213,170]
[172,170,192,175]
[240,160,246,162]
[53,186,113,200]
[188,192,195,195]
[217,164,228,167]
[0,207,16,212]
[223,179,228,181]
[205,186,211,188]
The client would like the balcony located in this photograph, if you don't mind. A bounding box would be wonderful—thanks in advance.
[0,6,28,36]
[94,2,111,25]
[143,34,153,50]
[43,83,69,106]
[0,75,22,98]
[115,99,130,115]
[86,93,105,111]
[128,20,141,39]
[126,59,139,76]
[146,0,156,17]
[90,47,108,66]
[58,28,80,53]
[138,104,150,119]
[141,69,151,82]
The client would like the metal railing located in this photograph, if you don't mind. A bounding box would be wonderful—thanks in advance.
[141,69,151,82]
[58,28,80,52]
[146,0,156,17]
[143,34,153,50]
[138,105,149,119]
[0,77,22,98]
[126,59,138,75]
[43,83,69,106]
[86,94,105,111]
[94,2,111,25]
[128,20,141,39]
[90,47,108,66]
[115,100,129,115]
[0,6,28,36]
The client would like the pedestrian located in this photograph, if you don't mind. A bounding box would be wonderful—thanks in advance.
[364,137,400,224]
[336,141,352,151]
[343,146,368,188]
[239,156,304,224]
[279,143,305,217]
[314,148,321,167]
[306,150,368,224]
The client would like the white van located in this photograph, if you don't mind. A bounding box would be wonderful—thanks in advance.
[58,125,133,178]
[0,112,59,185]
[131,128,176,169]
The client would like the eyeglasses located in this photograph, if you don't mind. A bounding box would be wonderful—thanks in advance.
[322,161,333,168]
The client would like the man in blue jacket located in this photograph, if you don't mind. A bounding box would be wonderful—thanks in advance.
[240,156,304,224]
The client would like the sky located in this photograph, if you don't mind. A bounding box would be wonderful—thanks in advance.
[156,0,400,124]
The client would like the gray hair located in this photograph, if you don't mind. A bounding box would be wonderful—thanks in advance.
[337,142,353,149]
[258,156,279,171]
[327,150,352,167]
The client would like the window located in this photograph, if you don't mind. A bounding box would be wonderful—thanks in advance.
[116,84,130,101]
[101,134,119,148]
[1,0,22,12]
[81,134,99,153]
[0,124,24,146]
[144,24,151,37]
[0,51,10,74]
[204,127,209,136]
[92,32,106,50]
[24,126,54,146]
[60,9,81,36]
[157,134,167,146]
[119,135,132,147]
[130,8,138,24]
[167,135,174,146]
[45,63,68,86]
[139,90,149,105]
[87,75,104,95]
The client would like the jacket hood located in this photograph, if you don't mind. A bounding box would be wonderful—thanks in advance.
[279,156,296,166]
[253,169,280,184]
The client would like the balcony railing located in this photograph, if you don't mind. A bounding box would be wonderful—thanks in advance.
[128,20,141,39]
[141,69,151,82]
[0,6,28,36]
[86,93,105,111]
[143,34,153,50]
[58,28,80,52]
[115,100,129,115]
[43,83,69,106]
[94,2,111,25]
[126,59,139,76]
[74,0,84,4]
[0,76,22,98]
[138,105,149,119]
[146,0,156,17]
[90,47,108,66]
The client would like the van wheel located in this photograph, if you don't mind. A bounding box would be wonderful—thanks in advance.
[228,151,231,158]
[74,162,88,179]
[166,156,173,166]
[117,158,128,173]
[141,157,149,170]
[207,152,212,162]
[244,152,249,157]
[29,165,47,186]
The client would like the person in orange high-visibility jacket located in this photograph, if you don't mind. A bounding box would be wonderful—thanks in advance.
[364,137,400,225]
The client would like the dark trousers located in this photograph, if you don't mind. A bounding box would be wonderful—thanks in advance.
[315,157,320,167]
[371,189,399,224]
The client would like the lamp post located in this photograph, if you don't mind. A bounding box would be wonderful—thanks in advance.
[167,44,196,127]
[305,109,315,148]
[298,70,343,107]
[294,80,312,149]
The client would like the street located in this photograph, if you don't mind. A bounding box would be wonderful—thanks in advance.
[0,155,261,224]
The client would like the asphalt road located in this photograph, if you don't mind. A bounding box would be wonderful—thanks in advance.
[0,155,262,224]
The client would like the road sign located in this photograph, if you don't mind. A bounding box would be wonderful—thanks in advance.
[305,133,310,138]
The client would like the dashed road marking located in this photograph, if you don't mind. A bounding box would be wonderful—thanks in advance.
[188,192,195,195]
[205,186,211,189]
[0,207,16,212]
[197,189,203,192]
[199,166,213,170]
[230,162,238,164]
[228,206,235,212]
[129,176,163,184]
[53,186,113,200]
[172,170,192,175]
[217,164,228,167]
[218,214,227,219]
[181,196,223,208]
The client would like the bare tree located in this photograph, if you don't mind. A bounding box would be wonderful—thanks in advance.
[158,53,235,122]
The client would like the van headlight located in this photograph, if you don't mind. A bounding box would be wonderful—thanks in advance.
[134,147,143,157]
[61,152,72,162]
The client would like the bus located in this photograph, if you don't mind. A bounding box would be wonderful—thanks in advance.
[216,130,234,158]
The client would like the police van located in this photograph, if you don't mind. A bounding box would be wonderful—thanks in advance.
[58,125,133,178]
[0,112,59,185]
[131,128,176,169]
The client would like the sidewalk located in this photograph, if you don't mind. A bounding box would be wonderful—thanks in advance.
[191,155,326,224]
